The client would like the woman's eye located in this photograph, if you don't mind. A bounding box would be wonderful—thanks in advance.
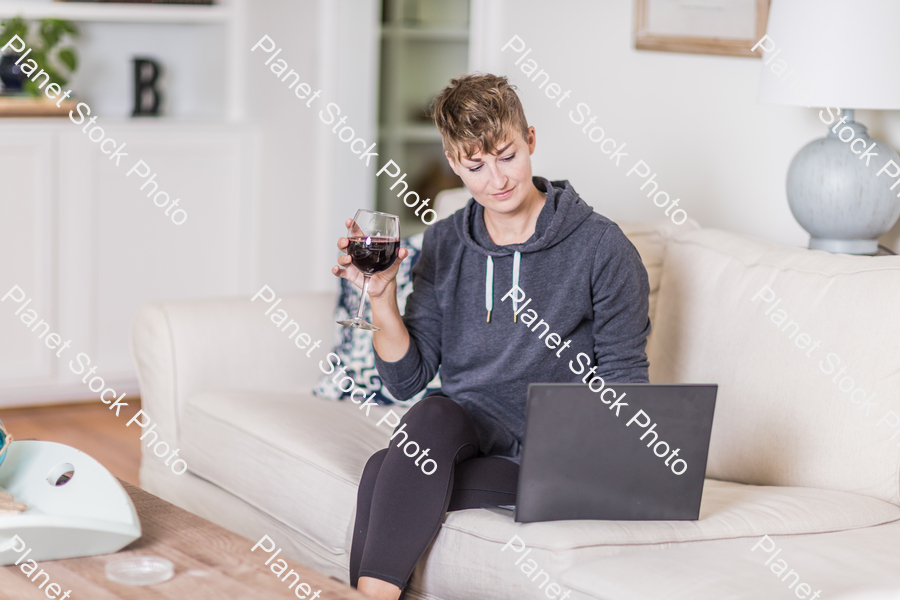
[467,154,512,172]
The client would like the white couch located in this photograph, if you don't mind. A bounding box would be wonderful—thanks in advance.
[130,192,900,600]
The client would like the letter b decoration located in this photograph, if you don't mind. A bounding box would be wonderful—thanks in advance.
[133,58,162,116]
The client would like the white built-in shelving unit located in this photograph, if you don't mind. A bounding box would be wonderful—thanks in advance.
[0,0,257,406]
[0,2,230,23]
[0,0,385,406]
[0,0,245,119]
[377,0,470,234]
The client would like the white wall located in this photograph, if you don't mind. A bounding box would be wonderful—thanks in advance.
[249,0,900,295]
[244,0,381,293]
[470,0,900,252]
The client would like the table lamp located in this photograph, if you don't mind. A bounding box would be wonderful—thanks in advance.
[758,0,900,255]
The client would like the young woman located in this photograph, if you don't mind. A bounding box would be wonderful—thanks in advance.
[332,73,651,600]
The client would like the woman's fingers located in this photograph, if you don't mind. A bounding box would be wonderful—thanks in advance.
[333,258,353,275]
[333,245,407,287]
[388,247,408,268]
[333,264,364,289]
[332,262,352,277]
[336,236,349,251]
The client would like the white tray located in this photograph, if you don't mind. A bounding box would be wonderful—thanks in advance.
[0,440,142,565]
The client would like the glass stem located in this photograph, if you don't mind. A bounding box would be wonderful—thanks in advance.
[357,275,372,321]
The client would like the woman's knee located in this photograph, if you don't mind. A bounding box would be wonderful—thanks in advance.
[360,448,389,487]
[399,395,475,438]
[388,397,479,467]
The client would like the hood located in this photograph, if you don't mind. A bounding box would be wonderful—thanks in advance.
[453,177,594,257]
[450,177,595,323]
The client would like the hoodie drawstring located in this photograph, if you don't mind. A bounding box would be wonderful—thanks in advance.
[485,256,494,323]
[486,251,521,323]
[512,251,521,322]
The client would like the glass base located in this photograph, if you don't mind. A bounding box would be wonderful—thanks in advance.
[336,317,380,331]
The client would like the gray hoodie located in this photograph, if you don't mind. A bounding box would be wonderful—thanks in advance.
[374,176,651,459]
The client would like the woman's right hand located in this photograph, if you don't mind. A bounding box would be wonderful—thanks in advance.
[332,218,409,299]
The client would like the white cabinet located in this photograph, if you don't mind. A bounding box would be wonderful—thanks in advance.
[0,120,259,407]
[0,130,55,385]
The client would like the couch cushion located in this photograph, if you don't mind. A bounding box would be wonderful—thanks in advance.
[647,228,900,505]
[178,388,900,598]
[617,219,699,336]
[560,518,900,600]
[179,390,404,557]
[413,482,900,600]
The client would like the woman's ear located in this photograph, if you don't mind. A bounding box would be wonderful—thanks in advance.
[445,150,461,177]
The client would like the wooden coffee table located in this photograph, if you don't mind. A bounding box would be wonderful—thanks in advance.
[0,481,368,599]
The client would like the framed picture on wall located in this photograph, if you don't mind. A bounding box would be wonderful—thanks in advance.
[635,0,770,58]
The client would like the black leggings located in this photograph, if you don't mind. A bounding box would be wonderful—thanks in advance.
[349,395,519,591]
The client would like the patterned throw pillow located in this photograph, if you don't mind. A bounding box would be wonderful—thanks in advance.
[313,233,442,405]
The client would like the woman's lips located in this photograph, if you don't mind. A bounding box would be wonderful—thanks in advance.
[492,186,514,200]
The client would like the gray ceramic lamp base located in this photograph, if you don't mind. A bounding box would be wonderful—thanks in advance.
[808,237,878,255]
[786,110,900,255]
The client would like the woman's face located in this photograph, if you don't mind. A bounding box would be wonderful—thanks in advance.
[447,126,537,215]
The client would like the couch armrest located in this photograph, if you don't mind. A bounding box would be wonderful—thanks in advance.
[130,292,338,442]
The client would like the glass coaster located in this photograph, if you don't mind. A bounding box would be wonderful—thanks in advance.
[105,555,174,586]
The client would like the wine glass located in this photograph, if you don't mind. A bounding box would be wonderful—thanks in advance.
[337,209,401,331]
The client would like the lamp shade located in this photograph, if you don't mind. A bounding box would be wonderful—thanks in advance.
[758,0,900,110]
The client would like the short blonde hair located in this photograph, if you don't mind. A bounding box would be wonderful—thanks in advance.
[429,73,530,163]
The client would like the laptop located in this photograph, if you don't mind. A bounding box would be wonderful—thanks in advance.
[510,383,718,523]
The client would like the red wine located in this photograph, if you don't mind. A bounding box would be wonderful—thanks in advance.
[348,236,399,274]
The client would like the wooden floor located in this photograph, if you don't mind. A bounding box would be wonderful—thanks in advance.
[0,400,142,485]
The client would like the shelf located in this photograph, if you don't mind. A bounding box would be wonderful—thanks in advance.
[0,116,242,128]
[0,2,230,24]
[381,25,468,42]
[382,124,442,143]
